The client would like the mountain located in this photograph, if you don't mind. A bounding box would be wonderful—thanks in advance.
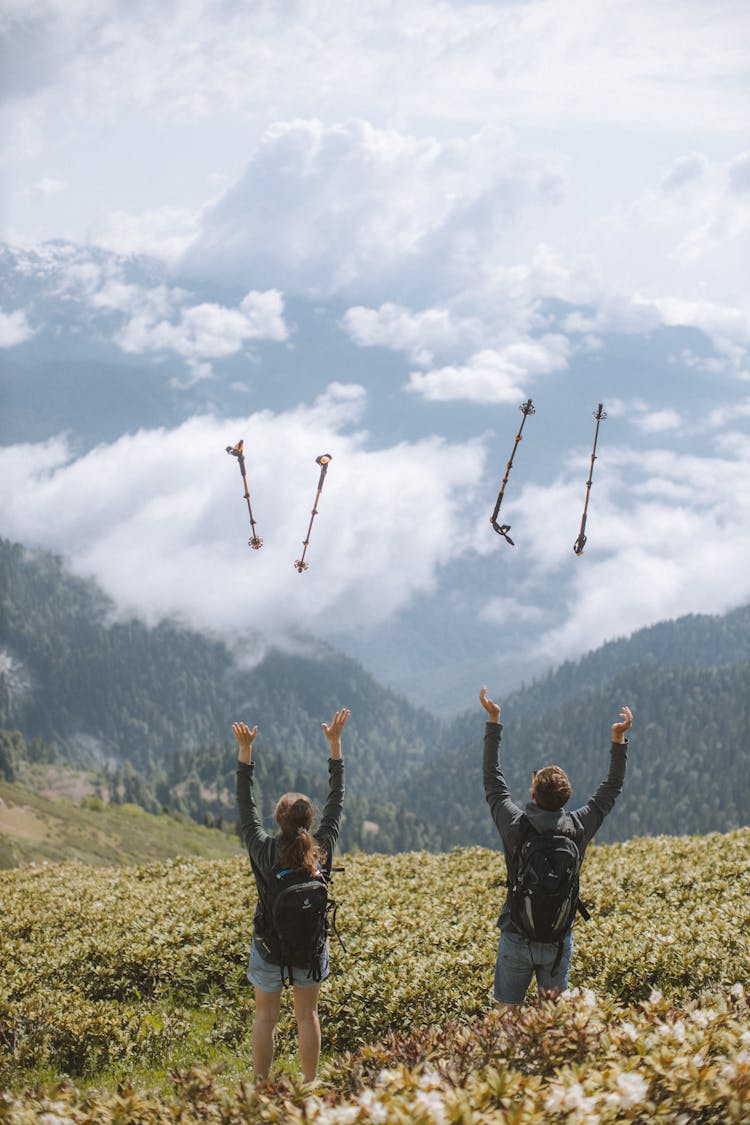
[0,537,443,854]
[492,604,750,718]
[2,536,748,855]
[399,619,750,845]
[0,537,437,780]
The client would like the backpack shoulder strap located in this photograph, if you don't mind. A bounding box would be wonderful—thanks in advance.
[560,814,585,849]
[516,812,535,843]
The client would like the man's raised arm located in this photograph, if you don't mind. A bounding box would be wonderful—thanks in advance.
[481,686,521,839]
[575,705,633,841]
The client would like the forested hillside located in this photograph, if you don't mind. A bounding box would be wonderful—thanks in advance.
[2,537,749,854]
[0,538,442,853]
[403,661,750,845]
[0,539,437,785]
[491,602,750,718]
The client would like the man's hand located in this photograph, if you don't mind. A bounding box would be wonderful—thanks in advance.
[612,705,633,744]
[322,708,350,761]
[479,686,501,724]
[232,721,258,765]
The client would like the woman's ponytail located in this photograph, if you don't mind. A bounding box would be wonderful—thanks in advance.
[275,792,324,875]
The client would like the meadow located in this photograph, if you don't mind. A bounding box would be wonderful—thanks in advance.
[1,829,749,1122]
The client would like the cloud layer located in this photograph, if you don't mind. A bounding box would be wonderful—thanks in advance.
[1,0,749,698]
[485,435,750,665]
[0,386,487,635]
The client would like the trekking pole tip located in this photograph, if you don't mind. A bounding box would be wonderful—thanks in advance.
[248,537,263,550]
[294,559,309,573]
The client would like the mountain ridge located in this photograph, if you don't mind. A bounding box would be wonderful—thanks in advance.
[2,535,748,852]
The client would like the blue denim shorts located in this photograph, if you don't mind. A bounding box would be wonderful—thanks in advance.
[247,939,330,993]
[494,928,573,1004]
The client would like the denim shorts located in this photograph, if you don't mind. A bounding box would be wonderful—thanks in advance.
[494,928,573,1004]
[247,939,330,993]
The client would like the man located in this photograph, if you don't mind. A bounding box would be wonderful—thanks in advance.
[480,686,632,1007]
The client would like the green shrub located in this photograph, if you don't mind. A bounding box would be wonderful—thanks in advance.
[0,828,748,1121]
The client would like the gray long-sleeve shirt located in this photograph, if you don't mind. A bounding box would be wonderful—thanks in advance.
[483,721,627,931]
[236,758,345,943]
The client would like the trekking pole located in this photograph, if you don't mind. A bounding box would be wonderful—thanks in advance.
[573,404,607,556]
[294,454,333,572]
[225,439,263,549]
[490,399,535,546]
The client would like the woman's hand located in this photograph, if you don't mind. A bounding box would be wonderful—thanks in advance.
[232,721,258,765]
[322,708,350,761]
[612,705,633,744]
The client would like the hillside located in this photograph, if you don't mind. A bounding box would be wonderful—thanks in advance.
[401,660,750,846]
[0,775,241,868]
[0,537,444,851]
[494,602,750,718]
[1,828,748,1120]
[0,538,438,785]
[3,536,750,853]
[0,725,445,863]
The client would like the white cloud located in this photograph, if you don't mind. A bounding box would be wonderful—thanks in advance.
[661,153,707,193]
[546,149,750,358]
[707,397,750,428]
[343,302,483,365]
[480,597,550,627]
[23,176,66,198]
[648,296,750,346]
[3,1,748,133]
[0,386,487,634]
[609,397,690,436]
[91,205,201,264]
[114,288,289,383]
[116,289,289,364]
[88,279,184,318]
[406,336,569,404]
[631,407,683,434]
[559,288,750,382]
[179,118,566,295]
[0,307,34,346]
[728,151,750,193]
[511,441,750,663]
[0,242,292,379]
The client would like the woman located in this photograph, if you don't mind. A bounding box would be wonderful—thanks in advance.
[232,708,348,1085]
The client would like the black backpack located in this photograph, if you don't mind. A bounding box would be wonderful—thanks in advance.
[258,865,333,986]
[509,815,589,968]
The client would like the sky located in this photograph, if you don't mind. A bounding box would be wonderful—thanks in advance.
[1,0,750,710]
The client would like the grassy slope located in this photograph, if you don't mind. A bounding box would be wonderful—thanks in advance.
[0,778,242,867]
[1,830,749,1119]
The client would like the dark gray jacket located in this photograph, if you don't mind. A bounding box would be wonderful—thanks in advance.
[236,758,345,945]
[483,720,627,932]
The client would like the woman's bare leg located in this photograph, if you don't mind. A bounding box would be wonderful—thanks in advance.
[293,983,322,1083]
[253,987,282,1081]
